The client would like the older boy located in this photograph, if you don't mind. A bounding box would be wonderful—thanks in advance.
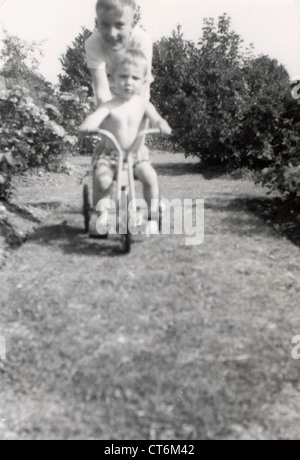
[80,50,171,234]
[85,0,153,108]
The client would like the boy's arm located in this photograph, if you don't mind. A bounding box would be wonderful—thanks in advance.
[145,103,172,135]
[85,34,112,105]
[91,68,112,106]
[79,105,110,133]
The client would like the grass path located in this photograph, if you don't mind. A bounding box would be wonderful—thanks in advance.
[0,152,300,440]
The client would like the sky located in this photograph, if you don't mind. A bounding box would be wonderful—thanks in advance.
[0,0,299,83]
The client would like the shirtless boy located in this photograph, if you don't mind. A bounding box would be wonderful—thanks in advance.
[80,49,172,234]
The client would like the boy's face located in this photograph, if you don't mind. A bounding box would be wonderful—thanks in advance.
[114,61,146,99]
[97,5,135,51]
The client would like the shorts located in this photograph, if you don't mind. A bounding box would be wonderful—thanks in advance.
[92,139,150,171]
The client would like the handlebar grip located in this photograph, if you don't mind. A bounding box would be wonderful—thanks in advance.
[137,128,161,138]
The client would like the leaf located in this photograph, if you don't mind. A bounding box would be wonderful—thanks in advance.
[0,152,14,166]
[4,152,15,166]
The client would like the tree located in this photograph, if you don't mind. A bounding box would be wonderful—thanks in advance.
[0,31,43,80]
[238,55,290,164]
[58,27,93,95]
[0,31,57,108]
[151,14,291,169]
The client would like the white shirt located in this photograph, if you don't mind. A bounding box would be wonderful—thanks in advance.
[85,26,154,96]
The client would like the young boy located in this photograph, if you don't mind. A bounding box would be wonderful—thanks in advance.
[80,49,171,234]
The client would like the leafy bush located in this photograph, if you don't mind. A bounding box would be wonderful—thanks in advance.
[238,56,292,168]
[0,32,76,202]
[0,32,43,80]
[57,87,96,155]
[0,87,77,172]
[262,164,300,204]
[151,15,291,169]
[0,31,55,107]
[0,152,14,201]
[59,27,93,95]
[151,15,300,210]
[259,97,300,207]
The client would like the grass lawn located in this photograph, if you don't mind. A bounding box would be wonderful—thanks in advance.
[0,151,300,440]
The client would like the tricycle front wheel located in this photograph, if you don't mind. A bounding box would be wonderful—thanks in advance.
[119,189,131,254]
[122,231,131,254]
[83,184,91,234]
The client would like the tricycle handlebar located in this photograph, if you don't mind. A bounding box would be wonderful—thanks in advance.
[89,128,161,140]
[81,128,161,155]
[136,128,161,139]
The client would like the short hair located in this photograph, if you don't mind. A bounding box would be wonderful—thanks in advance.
[116,49,148,76]
[96,0,136,12]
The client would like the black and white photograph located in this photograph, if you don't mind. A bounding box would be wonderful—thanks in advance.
[0,0,299,442]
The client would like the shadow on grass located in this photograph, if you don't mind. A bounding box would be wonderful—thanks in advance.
[28,224,135,257]
[6,203,41,223]
[206,196,300,247]
[26,201,63,210]
[154,161,201,177]
[200,166,255,181]
[26,201,83,216]
[154,160,254,181]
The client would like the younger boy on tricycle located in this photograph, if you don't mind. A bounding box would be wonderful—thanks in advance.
[79,49,172,235]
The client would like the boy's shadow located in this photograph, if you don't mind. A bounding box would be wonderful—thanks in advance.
[28,224,136,257]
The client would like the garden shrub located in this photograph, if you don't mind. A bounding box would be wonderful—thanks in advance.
[259,97,300,208]
[0,86,77,173]
[57,87,96,155]
[151,14,300,210]
[151,15,291,170]
[59,27,93,96]
[238,56,292,168]
[0,151,14,201]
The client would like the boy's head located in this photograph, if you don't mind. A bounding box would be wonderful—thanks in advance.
[114,49,147,99]
[96,0,136,11]
[96,0,136,51]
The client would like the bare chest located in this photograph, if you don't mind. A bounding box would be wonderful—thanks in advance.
[109,100,146,130]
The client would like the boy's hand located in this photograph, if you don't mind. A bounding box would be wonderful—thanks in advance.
[158,120,172,136]
[79,113,101,133]
[79,106,110,134]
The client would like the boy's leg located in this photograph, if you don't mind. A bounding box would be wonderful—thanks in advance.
[93,163,114,207]
[135,117,149,157]
[92,142,116,207]
[90,143,117,236]
[134,161,160,219]
[91,163,114,237]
